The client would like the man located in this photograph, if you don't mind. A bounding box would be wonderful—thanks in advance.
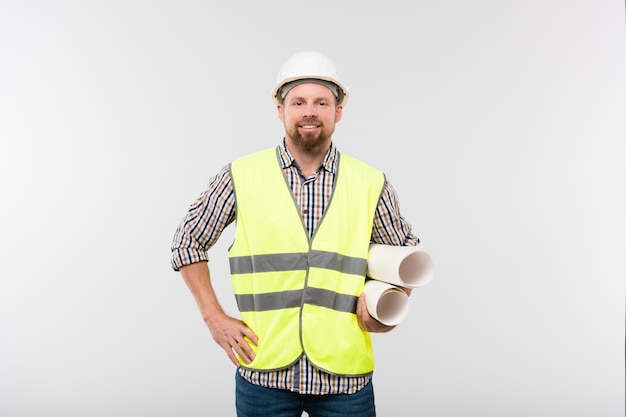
[171,50,419,417]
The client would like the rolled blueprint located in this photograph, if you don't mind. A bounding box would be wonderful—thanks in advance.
[367,243,434,288]
[363,279,410,326]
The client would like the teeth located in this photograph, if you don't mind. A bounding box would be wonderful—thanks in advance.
[302,125,317,128]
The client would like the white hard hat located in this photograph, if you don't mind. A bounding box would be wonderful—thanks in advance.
[271,50,349,107]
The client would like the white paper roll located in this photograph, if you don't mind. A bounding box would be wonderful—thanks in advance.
[367,244,434,288]
[363,279,410,326]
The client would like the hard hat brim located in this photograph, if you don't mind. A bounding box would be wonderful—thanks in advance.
[271,75,349,107]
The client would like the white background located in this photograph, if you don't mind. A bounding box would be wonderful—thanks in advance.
[1,1,624,416]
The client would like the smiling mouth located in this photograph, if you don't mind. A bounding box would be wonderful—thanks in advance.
[300,124,319,129]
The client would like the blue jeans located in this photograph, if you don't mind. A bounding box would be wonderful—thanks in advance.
[235,371,376,417]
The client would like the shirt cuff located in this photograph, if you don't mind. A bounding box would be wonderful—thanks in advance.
[170,248,209,271]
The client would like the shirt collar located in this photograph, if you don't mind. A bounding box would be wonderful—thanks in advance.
[277,138,338,174]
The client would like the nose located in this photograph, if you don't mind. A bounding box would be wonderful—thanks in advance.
[302,103,317,117]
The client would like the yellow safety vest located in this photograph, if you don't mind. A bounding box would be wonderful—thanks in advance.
[229,147,385,376]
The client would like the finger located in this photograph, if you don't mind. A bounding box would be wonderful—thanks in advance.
[357,294,397,333]
[361,314,377,333]
[356,293,368,331]
[229,324,258,363]
[232,342,255,365]
[215,333,252,365]
[241,326,259,345]
[218,340,244,366]
[358,292,366,312]
[226,347,242,366]
[235,336,257,363]
[357,313,365,332]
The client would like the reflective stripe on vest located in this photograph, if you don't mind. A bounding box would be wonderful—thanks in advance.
[229,147,385,375]
[231,250,366,312]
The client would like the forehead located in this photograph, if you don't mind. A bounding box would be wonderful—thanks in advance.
[284,82,335,101]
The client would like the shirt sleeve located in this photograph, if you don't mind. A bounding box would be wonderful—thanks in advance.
[371,180,420,246]
[170,164,236,271]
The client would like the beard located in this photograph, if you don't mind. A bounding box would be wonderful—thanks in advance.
[288,119,334,150]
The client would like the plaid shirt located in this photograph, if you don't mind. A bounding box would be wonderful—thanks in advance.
[171,140,419,394]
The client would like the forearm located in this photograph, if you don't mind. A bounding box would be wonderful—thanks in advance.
[179,261,226,327]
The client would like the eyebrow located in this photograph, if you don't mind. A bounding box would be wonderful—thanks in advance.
[289,96,333,103]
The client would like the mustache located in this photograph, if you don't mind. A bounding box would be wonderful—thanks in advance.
[298,118,321,125]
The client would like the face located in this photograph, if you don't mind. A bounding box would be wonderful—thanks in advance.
[277,83,343,151]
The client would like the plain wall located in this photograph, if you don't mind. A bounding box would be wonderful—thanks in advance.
[1,1,624,416]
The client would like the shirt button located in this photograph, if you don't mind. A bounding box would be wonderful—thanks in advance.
[303,209,308,214]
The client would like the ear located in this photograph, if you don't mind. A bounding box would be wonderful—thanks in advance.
[277,104,285,122]
[335,105,343,123]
